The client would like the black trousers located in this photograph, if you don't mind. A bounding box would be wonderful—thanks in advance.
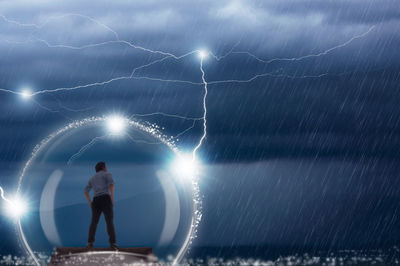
[88,194,116,244]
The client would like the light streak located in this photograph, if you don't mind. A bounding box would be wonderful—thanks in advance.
[0,14,40,28]
[1,13,180,58]
[55,99,94,112]
[124,132,162,145]
[67,135,109,165]
[20,89,33,100]
[31,99,59,113]
[69,116,203,164]
[171,53,207,266]
[24,51,199,97]
[18,95,90,119]
[174,120,197,140]
[68,120,199,168]
[192,55,208,161]
[30,99,75,121]
[69,132,171,167]
[0,187,28,219]
[0,88,21,96]
[129,112,203,121]
[209,39,242,61]
[0,14,374,97]
[207,70,331,85]
[0,186,12,205]
[17,220,40,266]
[229,26,376,65]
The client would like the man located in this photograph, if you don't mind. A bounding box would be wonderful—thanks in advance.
[84,161,118,250]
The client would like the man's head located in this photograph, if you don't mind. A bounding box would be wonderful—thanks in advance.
[95,161,107,172]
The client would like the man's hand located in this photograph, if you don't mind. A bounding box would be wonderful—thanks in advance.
[110,184,114,206]
[84,191,92,207]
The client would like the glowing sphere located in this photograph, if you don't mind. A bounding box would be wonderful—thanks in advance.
[198,50,208,59]
[16,117,201,265]
[106,115,126,135]
[20,89,32,100]
[171,153,200,179]
[5,196,28,219]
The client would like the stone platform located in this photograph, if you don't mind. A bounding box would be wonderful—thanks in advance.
[48,247,157,265]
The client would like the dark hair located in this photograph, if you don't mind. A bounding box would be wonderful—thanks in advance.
[95,162,106,172]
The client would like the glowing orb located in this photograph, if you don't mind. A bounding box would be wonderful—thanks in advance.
[20,89,32,100]
[106,115,127,135]
[5,196,28,219]
[171,153,200,179]
[198,50,208,59]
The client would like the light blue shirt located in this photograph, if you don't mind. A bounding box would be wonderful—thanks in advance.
[84,171,114,198]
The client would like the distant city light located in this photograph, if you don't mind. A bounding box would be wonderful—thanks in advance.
[106,115,127,135]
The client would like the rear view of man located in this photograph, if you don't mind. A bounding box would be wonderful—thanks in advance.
[84,161,118,250]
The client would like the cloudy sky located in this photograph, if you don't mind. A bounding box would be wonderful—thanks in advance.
[1,0,400,258]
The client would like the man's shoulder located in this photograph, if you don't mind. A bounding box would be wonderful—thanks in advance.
[90,172,103,180]
[104,172,113,180]
[88,174,95,182]
[92,171,112,178]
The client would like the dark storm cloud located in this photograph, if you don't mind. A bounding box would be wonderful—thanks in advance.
[0,0,400,164]
[1,0,399,73]
[2,0,399,52]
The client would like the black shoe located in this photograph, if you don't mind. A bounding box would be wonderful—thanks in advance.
[110,243,119,251]
[86,242,94,250]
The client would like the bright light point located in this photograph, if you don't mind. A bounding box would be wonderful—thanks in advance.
[198,50,208,59]
[20,89,32,100]
[5,196,28,219]
[106,115,127,135]
[171,153,200,179]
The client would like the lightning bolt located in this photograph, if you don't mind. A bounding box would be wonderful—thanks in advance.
[67,135,110,165]
[129,112,203,121]
[0,13,180,58]
[174,120,197,140]
[0,14,376,98]
[0,186,13,205]
[211,26,376,64]
[68,118,199,165]
[192,56,208,160]
[209,39,242,61]
[124,133,163,145]
[25,51,199,97]
[55,99,94,112]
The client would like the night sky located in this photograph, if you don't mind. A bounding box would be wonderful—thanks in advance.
[1,0,400,263]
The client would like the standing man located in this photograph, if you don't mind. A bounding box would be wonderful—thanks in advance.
[84,161,118,250]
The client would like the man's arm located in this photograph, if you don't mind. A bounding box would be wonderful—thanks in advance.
[84,180,92,207]
[109,184,114,205]
[84,191,92,207]
[106,173,115,205]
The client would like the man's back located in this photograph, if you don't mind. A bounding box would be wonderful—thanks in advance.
[84,162,117,248]
[85,171,114,198]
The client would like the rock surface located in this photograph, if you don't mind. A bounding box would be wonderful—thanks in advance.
[48,247,157,265]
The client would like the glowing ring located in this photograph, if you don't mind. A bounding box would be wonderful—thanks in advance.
[16,116,202,266]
